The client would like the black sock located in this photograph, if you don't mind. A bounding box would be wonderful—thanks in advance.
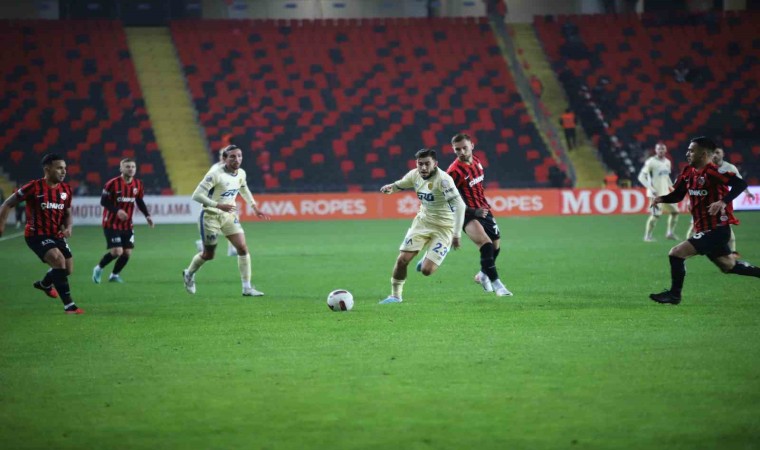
[730,261,760,278]
[669,255,686,296]
[479,243,499,281]
[41,269,54,288]
[98,253,117,269]
[493,247,501,263]
[112,255,130,275]
[50,268,72,305]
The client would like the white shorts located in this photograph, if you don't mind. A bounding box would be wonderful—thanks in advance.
[652,202,678,216]
[199,210,243,246]
[399,217,453,266]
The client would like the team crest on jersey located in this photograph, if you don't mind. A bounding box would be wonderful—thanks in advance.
[697,176,705,187]
[60,192,67,200]
[427,182,433,189]
[133,187,138,195]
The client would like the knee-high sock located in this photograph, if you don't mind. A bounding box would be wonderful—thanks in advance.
[645,216,658,238]
[50,268,73,305]
[391,277,405,299]
[187,253,206,275]
[112,255,129,274]
[493,247,501,263]
[730,260,760,277]
[480,243,499,281]
[729,229,737,252]
[41,268,54,288]
[669,256,686,296]
[667,213,679,235]
[98,252,117,269]
[238,254,251,288]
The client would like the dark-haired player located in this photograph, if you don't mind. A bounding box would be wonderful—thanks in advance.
[446,133,512,296]
[0,154,83,314]
[649,137,760,304]
[92,158,154,284]
[378,148,465,304]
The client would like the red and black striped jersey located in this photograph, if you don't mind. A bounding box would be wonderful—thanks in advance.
[16,178,72,238]
[673,163,739,233]
[446,156,490,210]
[101,176,145,230]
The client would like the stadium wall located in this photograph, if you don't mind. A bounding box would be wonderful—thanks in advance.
[64,188,760,225]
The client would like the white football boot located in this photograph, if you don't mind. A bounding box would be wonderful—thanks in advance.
[182,270,196,294]
[243,286,264,297]
[475,272,493,292]
[492,279,513,297]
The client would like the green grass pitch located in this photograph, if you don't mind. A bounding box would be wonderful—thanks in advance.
[1,214,759,449]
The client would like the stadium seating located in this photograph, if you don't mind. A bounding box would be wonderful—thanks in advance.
[0,20,170,193]
[535,11,760,184]
[171,17,559,192]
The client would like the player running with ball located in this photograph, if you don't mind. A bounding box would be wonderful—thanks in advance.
[378,148,466,304]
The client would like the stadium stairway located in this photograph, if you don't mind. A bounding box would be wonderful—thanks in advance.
[125,27,209,194]
[0,172,14,198]
[510,23,606,188]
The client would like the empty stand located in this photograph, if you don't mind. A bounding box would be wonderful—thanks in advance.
[0,20,170,193]
[535,12,760,184]
[171,17,557,192]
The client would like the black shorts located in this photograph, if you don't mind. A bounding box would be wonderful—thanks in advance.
[688,226,731,259]
[25,236,73,262]
[464,213,501,241]
[104,228,135,249]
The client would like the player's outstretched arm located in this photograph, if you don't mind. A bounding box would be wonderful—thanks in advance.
[0,194,21,237]
[450,195,466,250]
[135,197,154,228]
[239,185,270,220]
[380,183,398,194]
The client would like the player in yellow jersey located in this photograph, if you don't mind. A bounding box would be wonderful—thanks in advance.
[685,147,755,253]
[638,142,679,241]
[378,148,466,304]
[182,145,270,296]
[195,147,238,257]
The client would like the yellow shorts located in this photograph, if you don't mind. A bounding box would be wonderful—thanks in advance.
[399,217,453,266]
[199,210,243,246]
[652,202,678,216]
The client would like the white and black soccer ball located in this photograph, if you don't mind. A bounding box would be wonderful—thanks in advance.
[327,289,354,312]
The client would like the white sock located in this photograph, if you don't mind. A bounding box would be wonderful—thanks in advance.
[391,277,405,299]
[187,253,206,275]
[238,254,251,287]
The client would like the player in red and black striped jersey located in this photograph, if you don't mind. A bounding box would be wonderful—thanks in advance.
[0,154,83,314]
[92,158,153,284]
[650,137,760,305]
[446,133,512,297]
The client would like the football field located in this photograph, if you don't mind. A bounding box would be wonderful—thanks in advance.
[1,214,759,449]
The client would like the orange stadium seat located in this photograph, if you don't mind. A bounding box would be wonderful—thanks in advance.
[170,17,554,191]
[534,11,760,180]
[0,20,169,192]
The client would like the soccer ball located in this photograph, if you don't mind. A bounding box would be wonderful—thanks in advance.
[327,289,354,312]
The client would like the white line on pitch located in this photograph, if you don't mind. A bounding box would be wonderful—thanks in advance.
[0,232,23,242]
